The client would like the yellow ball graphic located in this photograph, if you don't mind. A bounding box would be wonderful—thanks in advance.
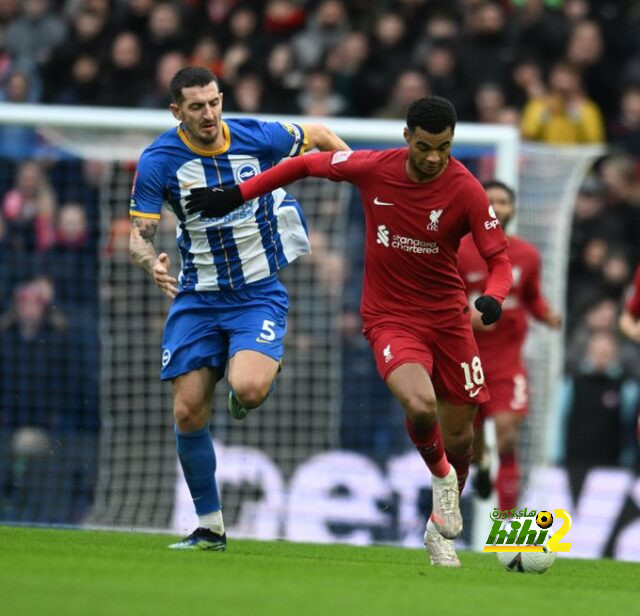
[536,511,553,529]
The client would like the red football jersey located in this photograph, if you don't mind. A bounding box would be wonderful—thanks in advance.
[313,149,509,326]
[626,265,640,318]
[458,234,549,374]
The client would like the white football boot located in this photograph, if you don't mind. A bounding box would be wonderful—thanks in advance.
[430,466,463,539]
[424,519,461,567]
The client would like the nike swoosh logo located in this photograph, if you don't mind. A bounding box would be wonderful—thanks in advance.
[180,180,199,189]
[373,197,394,206]
[469,387,482,398]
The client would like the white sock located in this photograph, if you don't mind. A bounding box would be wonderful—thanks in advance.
[198,510,225,535]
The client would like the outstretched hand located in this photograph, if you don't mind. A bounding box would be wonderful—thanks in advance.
[152,253,178,299]
[474,295,502,325]
[185,185,244,218]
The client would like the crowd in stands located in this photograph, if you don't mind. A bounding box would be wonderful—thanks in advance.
[1,0,640,520]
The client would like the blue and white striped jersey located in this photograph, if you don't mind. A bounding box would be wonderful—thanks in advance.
[130,118,310,291]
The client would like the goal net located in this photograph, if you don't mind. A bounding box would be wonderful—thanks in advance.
[0,104,599,547]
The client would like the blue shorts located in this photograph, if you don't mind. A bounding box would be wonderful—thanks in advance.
[160,275,289,381]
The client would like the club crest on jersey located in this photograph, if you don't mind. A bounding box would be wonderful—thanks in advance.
[427,209,443,231]
[383,344,393,363]
[485,205,500,230]
[235,163,260,184]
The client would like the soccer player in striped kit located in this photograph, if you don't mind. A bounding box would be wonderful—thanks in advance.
[129,66,349,550]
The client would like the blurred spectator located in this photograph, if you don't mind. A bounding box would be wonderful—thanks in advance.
[291,0,349,70]
[520,60,604,144]
[262,0,306,39]
[44,8,110,102]
[555,330,639,470]
[188,35,223,78]
[4,0,66,68]
[226,6,264,57]
[141,50,187,108]
[99,31,149,106]
[412,8,461,67]
[53,54,103,105]
[324,31,368,116]
[374,70,429,120]
[609,84,640,160]
[508,0,566,68]
[297,69,345,117]
[262,42,302,114]
[420,39,469,117]
[506,54,545,110]
[2,160,57,253]
[226,70,265,114]
[144,1,190,67]
[472,81,508,124]
[565,19,615,120]
[599,153,640,263]
[114,0,155,39]
[460,0,513,90]
[46,202,97,312]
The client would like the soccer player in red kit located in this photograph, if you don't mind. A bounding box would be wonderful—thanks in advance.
[620,265,640,342]
[185,96,513,567]
[457,180,561,514]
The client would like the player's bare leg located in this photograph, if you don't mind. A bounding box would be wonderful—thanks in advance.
[493,411,523,512]
[170,367,226,550]
[472,415,492,499]
[227,350,281,420]
[437,398,476,494]
[386,364,462,540]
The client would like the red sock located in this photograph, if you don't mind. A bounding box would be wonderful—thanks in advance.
[496,452,520,512]
[405,416,451,478]
[445,448,472,494]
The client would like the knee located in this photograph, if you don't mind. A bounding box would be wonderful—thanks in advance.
[497,430,518,456]
[402,392,438,426]
[232,380,270,409]
[443,425,474,454]
[173,404,207,432]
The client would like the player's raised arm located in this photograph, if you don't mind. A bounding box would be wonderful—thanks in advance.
[302,123,350,152]
[185,150,363,218]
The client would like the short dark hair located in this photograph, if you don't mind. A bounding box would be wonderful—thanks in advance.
[406,96,457,134]
[169,66,218,104]
[482,179,516,206]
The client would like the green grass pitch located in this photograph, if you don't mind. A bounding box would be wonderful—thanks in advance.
[1,526,639,616]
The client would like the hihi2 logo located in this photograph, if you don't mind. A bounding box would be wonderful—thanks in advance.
[483,508,573,553]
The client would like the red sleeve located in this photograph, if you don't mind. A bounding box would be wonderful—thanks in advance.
[483,249,513,303]
[465,183,509,261]
[239,150,368,201]
[521,250,550,320]
[626,266,640,318]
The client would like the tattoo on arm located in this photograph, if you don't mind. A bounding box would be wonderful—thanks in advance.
[129,217,159,274]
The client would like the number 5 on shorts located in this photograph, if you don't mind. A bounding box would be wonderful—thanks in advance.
[460,355,485,391]
[258,319,276,342]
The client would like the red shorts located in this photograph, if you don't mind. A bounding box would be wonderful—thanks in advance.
[364,317,490,406]
[477,371,529,420]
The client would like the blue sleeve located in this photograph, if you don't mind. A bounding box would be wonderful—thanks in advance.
[130,150,165,219]
[261,121,308,162]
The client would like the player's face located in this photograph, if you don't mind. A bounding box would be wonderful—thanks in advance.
[170,81,224,149]
[486,186,514,228]
[403,126,453,182]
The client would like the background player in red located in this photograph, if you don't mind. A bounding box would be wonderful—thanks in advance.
[619,265,640,342]
[457,180,562,513]
[185,96,513,567]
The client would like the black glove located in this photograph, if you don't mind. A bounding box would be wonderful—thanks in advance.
[184,185,244,218]
[474,295,502,325]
